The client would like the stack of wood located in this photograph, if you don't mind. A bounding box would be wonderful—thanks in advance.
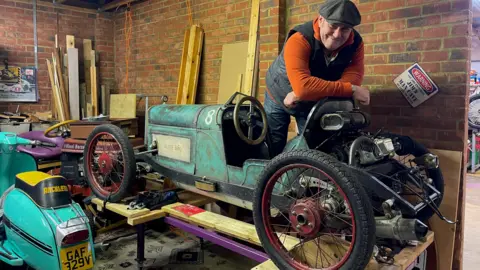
[46,34,109,122]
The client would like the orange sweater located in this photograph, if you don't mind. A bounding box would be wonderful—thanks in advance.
[284,18,365,101]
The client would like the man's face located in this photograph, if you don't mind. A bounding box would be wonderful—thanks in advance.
[318,16,352,51]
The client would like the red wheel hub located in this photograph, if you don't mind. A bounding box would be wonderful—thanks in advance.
[289,199,323,238]
[98,152,113,175]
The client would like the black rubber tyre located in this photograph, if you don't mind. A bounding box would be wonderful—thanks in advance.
[83,124,136,203]
[253,149,376,270]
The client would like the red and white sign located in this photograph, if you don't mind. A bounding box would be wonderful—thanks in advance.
[393,63,439,108]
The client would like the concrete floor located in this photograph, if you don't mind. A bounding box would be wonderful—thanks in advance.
[464,175,480,269]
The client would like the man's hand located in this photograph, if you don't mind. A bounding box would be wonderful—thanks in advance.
[352,85,370,105]
[284,91,300,108]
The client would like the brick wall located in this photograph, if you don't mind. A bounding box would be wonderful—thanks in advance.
[354,0,471,152]
[113,0,284,108]
[0,0,115,114]
[284,0,472,152]
[114,0,471,152]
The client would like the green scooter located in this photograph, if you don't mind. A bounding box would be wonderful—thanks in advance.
[0,132,95,270]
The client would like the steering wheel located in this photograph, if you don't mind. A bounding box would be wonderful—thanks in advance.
[44,120,77,138]
[233,96,268,145]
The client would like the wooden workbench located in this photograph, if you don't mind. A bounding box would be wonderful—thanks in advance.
[91,194,434,270]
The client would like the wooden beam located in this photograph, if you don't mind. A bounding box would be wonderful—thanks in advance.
[176,24,204,105]
[67,48,80,120]
[66,35,75,49]
[242,0,260,96]
[83,39,92,94]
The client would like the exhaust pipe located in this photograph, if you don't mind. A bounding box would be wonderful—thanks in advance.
[375,216,428,241]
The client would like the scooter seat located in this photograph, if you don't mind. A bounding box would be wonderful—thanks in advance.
[15,171,71,208]
[17,131,64,160]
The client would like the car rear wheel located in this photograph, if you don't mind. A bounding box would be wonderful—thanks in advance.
[253,149,375,270]
[83,124,136,203]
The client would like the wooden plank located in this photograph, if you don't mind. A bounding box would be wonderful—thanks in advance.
[385,231,434,269]
[217,42,248,103]
[83,39,92,94]
[186,25,203,104]
[54,49,69,108]
[175,29,190,104]
[91,197,150,218]
[109,94,137,119]
[176,24,204,105]
[52,53,70,120]
[66,35,75,49]
[428,149,462,270]
[242,0,260,96]
[127,192,216,226]
[89,191,215,226]
[67,48,80,120]
[47,59,64,121]
[90,66,98,116]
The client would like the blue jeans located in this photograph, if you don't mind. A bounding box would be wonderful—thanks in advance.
[263,91,309,157]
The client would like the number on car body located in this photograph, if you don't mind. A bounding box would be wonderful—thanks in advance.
[205,109,216,125]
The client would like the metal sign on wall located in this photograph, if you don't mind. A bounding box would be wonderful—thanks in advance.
[393,63,439,108]
[0,66,38,102]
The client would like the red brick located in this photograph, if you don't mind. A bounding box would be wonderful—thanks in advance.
[406,40,441,51]
[437,130,463,142]
[422,51,449,62]
[407,15,441,28]
[422,2,452,14]
[388,29,421,41]
[363,12,388,24]
[444,37,470,48]
[389,7,421,19]
[362,33,388,43]
[451,24,470,36]
[373,64,406,75]
[441,10,470,24]
[374,43,405,54]
[357,2,375,13]
[418,63,441,73]
[355,23,374,34]
[375,0,405,11]
[365,55,387,64]
[389,52,421,63]
[442,61,468,72]
[452,0,470,11]
[422,27,448,38]
[406,0,436,5]
[375,20,406,32]
[364,44,373,54]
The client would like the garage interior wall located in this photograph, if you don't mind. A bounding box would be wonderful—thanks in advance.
[113,0,471,151]
[0,0,115,113]
[0,0,472,269]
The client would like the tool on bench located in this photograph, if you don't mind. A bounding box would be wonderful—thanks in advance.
[126,190,180,210]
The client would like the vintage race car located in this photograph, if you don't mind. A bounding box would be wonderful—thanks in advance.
[83,92,447,270]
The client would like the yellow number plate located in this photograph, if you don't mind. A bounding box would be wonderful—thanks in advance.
[60,242,93,270]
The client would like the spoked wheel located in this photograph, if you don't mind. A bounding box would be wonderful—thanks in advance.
[469,94,480,129]
[253,150,375,270]
[83,124,136,202]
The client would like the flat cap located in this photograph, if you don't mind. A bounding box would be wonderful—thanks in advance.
[319,0,361,28]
